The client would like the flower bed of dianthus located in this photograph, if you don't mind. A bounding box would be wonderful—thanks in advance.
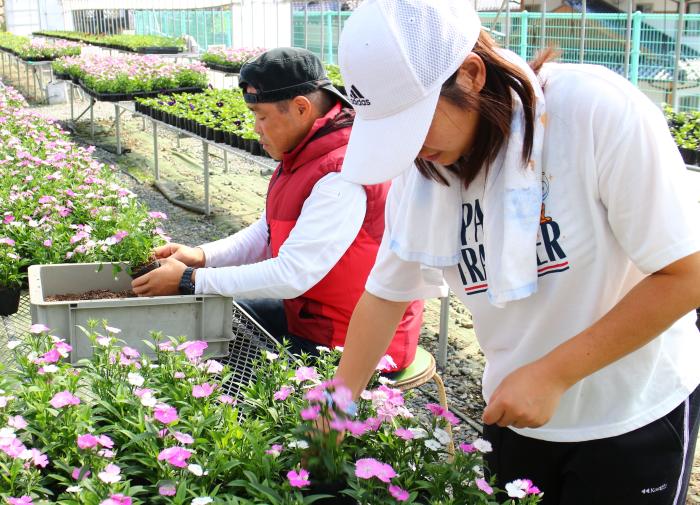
[52,54,207,98]
[0,321,542,505]
[0,33,81,62]
[200,47,266,74]
[0,83,167,288]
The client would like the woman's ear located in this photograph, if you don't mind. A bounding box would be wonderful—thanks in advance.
[457,53,486,94]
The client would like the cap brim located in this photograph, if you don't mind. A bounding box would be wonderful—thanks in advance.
[340,87,440,185]
[321,83,353,109]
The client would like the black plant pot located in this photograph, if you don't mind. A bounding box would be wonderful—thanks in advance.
[213,129,224,144]
[223,131,230,145]
[231,134,240,149]
[129,260,161,281]
[205,127,216,141]
[679,147,698,165]
[250,140,262,156]
[152,110,162,122]
[0,286,21,317]
[198,124,208,139]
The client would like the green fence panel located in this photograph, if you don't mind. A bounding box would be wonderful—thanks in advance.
[134,9,232,51]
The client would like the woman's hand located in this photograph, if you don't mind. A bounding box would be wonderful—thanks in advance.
[482,359,569,429]
[153,243,205,267]
[131,257,188,296]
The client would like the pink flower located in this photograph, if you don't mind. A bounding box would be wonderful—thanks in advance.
[153,404,179,424]
[97,435,114,448]
[355,458,397,483]
[99,494,132,505]
[173,432,194,444]
[173,371,185,379]
[345,420,370,437]
[266,444,283,456]
[121,346,140,358]
[43,239,52,247]
[0,237,16,246]
[192,383,215,398]
[331,385,355,414]
[7,496,33,505]
[72,466,90,480]
[7,416,27,430]
[159,341,174,351]
[133,388,153,398]
[98,463,121,483]
[274,386,294,401]
[159,484,177,496]
[204,360,223,374]
[287,468,310,488]
[218,395,235,405]
[40,348,61,363]
[388,484,409,501]
[300,405,321,421]
[304,386,325,402]
[50,391,80,408]
[177,340,208,360]
[294,366,318,383]
[376,354,397,371]
[148,211,167,219]
[77,433,99,449]
[158,446,192,468]
[23,448,48,468]
[476,478,493,495]
[394,428,415,441]
[425,403,460,425]
[28,323,50,334]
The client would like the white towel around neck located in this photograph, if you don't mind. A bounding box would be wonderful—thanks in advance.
[386,50,547,308]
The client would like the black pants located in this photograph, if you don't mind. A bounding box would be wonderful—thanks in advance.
[484,385,700,505]
[236,298,322,357]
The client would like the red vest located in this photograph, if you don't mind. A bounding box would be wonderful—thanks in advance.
[266,104,423,371]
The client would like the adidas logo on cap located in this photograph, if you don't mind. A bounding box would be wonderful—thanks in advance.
[348,85,371,106]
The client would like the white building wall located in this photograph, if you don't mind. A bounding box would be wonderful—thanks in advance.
[6,0,66,35]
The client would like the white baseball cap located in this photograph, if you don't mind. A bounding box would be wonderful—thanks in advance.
[338,0,481,185]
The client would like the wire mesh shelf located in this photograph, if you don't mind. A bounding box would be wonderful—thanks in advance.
[0,294,281,403]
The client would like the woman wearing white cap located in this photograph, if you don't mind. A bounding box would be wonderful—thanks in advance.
[333,0,700,503]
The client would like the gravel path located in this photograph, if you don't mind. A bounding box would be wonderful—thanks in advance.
[30,91,700,503]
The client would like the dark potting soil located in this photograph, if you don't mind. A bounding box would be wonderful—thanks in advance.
[45,289,137,302]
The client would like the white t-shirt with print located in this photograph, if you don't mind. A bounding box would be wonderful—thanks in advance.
[366,63,700,443]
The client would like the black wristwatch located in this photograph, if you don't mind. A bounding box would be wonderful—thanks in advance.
[178,267,196,295]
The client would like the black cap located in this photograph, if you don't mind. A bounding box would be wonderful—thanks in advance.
[239,47,350,108]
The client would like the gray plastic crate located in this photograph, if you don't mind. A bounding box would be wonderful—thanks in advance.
[28,263,233,363]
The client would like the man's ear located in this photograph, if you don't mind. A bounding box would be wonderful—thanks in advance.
[457,53,486,94]
[291,95,313,117]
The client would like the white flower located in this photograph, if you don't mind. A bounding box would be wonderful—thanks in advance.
[188,463,205,476]
[26,352,38,362]
[473,438,493,453]
[140,394,157,407]
[506,480,529,499]
[265,351,278,361]
[424,439,442,451]
[7,340,21,350]
[192,498,213,505]
[39,364,59,374]
[127,373,144,387]
[409,428,428,439]
[378,377,395,386]
[315,346,331,353]
[66,486,81,493]
[334,346,344,352]
[433,427,451,445]
[287,440,309,450]
[105,326,121,334]
[98,463,121,483]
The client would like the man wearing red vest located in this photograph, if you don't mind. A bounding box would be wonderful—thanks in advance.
[132,48,423,371]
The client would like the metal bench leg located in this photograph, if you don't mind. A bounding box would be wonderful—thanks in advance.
[431,371,455,459]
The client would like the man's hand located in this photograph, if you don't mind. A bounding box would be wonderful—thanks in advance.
[153,243,205,267]
[131,257,188,297]
[482,359,569,429]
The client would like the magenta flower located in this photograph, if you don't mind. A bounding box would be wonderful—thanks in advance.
[287,468,310,488]
[355,458,397,483]
[7,496,33,505]
[158,446,192,468]
[476,478,494,495]
[425,403,460,425]
[304,386,326,402]
[153,404,179,424]
[192,383,215,398]
[274,385,294,401]
[50,390,80,408]
[77,433,99,449]
[388,484,409,501]
[294,366,318,382]
[459,442,476,453]
[300,405,321,421]
[40,348,61,363]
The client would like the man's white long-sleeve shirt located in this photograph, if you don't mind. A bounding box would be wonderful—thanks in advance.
[194,172,366,299]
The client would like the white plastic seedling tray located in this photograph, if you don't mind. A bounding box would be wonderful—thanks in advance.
[28,263,233,363]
